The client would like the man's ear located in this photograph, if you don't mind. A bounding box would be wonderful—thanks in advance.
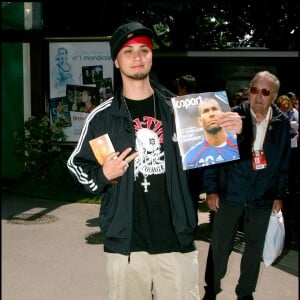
[114,60,119,69]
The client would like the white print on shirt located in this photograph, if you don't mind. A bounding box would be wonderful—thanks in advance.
[133,116,165,192]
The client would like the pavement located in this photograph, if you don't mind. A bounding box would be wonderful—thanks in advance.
[2,190,298,300]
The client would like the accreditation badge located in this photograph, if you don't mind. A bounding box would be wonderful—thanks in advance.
[252,150,267,170]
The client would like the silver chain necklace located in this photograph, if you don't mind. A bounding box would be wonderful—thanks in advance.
[124,93,156,120]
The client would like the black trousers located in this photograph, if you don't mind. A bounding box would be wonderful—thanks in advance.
[203,203,271,298]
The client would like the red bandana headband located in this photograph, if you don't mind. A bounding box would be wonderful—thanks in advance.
[121,36,153,51]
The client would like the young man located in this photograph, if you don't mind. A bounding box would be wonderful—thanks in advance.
[183,97,240,168]
[201,71,291,300]
[67,22,241,299]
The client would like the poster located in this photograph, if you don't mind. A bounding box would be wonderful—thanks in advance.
[49,41,113,142]
[49,97,71,127]
[171,91,240,170]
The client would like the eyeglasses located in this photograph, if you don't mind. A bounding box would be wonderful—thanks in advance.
[249,86,273,97]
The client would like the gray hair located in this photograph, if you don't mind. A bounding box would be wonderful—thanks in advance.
[250,71,280,93]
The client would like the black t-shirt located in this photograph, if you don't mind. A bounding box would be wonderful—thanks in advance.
[125,95,180,253]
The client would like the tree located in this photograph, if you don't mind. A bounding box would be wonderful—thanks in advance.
[4,1,299,50]
[120,0,299,50]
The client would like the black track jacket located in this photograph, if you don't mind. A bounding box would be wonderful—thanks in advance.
[67,81,197,255]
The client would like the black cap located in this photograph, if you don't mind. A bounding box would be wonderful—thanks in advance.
[110,22,153,61]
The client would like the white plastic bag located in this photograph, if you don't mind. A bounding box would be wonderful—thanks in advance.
[262,210,285,266]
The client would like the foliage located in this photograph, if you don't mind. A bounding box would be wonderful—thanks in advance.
[124,1,299,51]
[42,1,299,50]
[13,115,66,181]
[13,115,103,204]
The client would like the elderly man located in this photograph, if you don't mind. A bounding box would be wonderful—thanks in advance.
[202,71,291,300]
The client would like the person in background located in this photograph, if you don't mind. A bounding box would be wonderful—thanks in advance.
[174,74,198,96]
[276,94,297,119]
[287,91,299,120]
[276,93,299,248]
[292,98,299,112]
[201,71,290,300]
[276,94,298,148]
[231,88,249,106]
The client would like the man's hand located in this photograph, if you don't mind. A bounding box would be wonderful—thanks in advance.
[218,112,243,134]
[102,147,139,181]
[272,199,283,213]
[206,193,220,212]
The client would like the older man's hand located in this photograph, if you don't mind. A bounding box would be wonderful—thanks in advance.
[218,112,243,134]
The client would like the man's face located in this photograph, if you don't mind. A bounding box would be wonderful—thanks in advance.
[115,43,152,80]
[249,77,276,116]
[199,99,222,133]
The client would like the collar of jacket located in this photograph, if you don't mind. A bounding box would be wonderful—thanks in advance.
[240,101,287,124]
